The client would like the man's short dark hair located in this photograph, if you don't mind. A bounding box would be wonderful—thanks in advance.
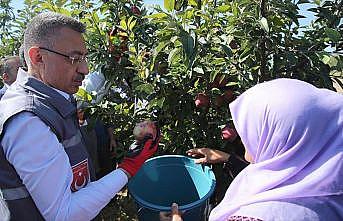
[23,12,86,64]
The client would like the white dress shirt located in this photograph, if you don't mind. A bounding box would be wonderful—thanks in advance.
[1,87,128,221]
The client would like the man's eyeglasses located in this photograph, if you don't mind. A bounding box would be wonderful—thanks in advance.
[39,47,88,65]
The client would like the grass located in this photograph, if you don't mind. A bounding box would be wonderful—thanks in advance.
[99,187,138,221]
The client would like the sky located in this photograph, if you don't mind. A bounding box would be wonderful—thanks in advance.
[10,0,315,26]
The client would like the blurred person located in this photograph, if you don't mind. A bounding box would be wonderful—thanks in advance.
[0,12,160,221]
[0,56,20,99]
[77,108,100,175]
[187,147,248,178]
[94,120,118,178]
[19,45,28,71]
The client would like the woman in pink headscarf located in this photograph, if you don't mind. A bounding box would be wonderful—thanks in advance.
[182,78,343,221]
[206,78,343,221]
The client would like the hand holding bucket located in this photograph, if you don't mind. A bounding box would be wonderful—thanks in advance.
[159,203,183,221]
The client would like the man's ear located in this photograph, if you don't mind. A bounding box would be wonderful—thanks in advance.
[28,47,43,66]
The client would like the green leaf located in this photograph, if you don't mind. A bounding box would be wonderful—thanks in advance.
[193,67,204,74]
[136,83,155,94]
[188,0,198,7]
[221,44,233,58]
[216,5,230,13]
[239,47,252,62]
[164,0,175,12]
[211,88,221,95]
[322,56,338,67]
[168,47,181,65]
[120,17,127,30]
[328,57,338,67]
[260,17,269,32]
[180,30,194,60]
[226,82,239,87]
[325,28,341,42]
[149,97,165,108]
[210,71,219,82]
[314,0,321,5]
[128,19,137,31]
[194,78,200,87]
[151,41,171,70]
[76,88,93,101]
[144,13,168,19]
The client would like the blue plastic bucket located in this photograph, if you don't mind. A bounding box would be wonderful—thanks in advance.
[128,155,216,221]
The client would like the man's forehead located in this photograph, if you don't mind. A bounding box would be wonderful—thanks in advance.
[55,27,87,54]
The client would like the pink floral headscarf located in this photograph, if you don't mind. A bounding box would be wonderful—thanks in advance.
[209,78,343,221]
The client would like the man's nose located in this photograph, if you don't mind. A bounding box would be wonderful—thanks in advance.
[78,61,89,75]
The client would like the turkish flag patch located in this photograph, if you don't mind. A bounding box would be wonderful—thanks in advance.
[71,159,90,192]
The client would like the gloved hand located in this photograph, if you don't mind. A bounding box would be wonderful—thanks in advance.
[118,123,160,177]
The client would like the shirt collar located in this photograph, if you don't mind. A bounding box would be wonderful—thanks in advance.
[51,87,72,102]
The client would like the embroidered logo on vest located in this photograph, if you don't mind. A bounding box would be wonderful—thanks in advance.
[71,159,90,192]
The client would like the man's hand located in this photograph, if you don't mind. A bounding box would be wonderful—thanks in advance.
[118,124,160,178]
[159,203,183,221]
[186,148,230,164]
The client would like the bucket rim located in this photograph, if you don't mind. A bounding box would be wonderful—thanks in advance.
[128,154,216,212]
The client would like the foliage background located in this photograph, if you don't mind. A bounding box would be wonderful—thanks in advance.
[1,0,342,156]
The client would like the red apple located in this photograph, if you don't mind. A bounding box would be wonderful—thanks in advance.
[214,95,224,107]
[223,89,235,103]
[221,126,237,142]
[120,43,128,52]
[131,6,141,15]
[108,45,116,53]
[133,120,157,141]
[195,93,209,108]
[229,40,239,49]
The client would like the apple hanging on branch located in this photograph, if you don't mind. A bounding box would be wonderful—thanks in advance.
[221,125,237,142]
[194,93,210,108]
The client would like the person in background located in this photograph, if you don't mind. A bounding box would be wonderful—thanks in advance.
[0,12,160,221]
[94,119,118,178]
[0,56,20,99]
[19,45,28,71]
[77,108,101,175]
[186,147,248,177]
[170,78,343,221]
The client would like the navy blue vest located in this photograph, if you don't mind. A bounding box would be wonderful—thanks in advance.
[0,70,95,220]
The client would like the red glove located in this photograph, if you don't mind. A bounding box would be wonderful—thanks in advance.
[118,127,160,177]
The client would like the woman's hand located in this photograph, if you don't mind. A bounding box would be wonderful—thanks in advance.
[186,148,230,164]
[159,203,183,221]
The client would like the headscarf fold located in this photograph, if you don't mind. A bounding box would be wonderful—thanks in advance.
[210,78,343,221]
